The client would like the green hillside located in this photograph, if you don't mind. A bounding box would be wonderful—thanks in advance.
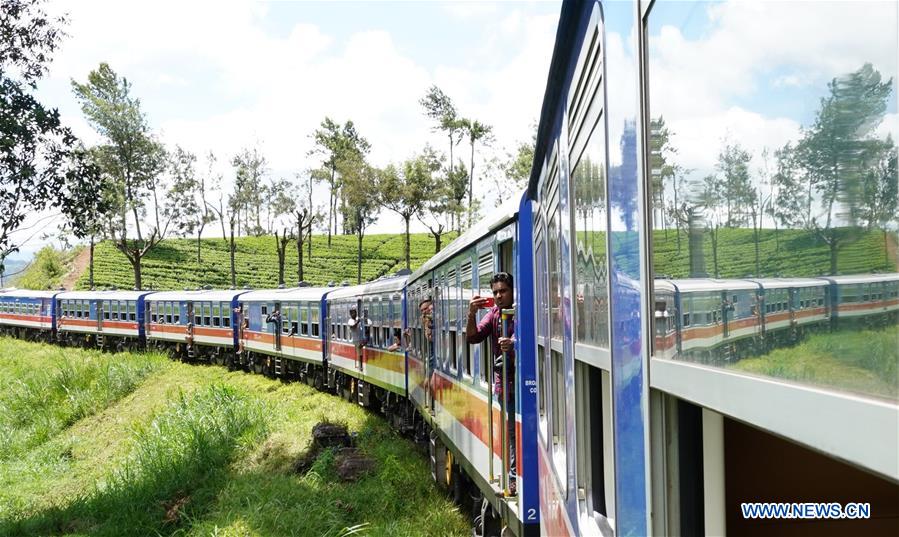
[77,232,454,291]
[651,227,896,278]
[47,227,899,292]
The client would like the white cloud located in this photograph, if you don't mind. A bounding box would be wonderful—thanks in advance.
[25,1,560,245]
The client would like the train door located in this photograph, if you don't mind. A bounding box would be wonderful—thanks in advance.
[186,302,194,343]
[97,300,105,332]
[495,228,516,494]
[358,298,366,373]
[721,291,730,338]
[274,301,282,352]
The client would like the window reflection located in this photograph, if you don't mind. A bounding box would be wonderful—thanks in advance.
[647,1,898,402]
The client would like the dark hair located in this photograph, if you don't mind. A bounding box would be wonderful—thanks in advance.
[418,298,432,309]
[490,272,513,289]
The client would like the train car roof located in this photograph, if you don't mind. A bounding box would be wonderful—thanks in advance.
[362,275,407,297]
[744,278,828,289]
[409,192,522,283]
[528,1,585,199]
[146,289,249,302]
[668,278,759,293]
[0,289,61,299]
[819,273,899,285]
[326,283,367,301]
[239,287,331,303]
[56,290,153,300]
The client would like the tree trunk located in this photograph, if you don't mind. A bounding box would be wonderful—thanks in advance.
[468,141,475,228]
[829,237,838,276]
[275,232,285,286]
[229,221,237,288]
[432,231,442,253]
[327,183,334,247]
[711,226,719,278]
[297,219,304,284]
[357,227,363,284]
[89,236,95,289]
[132,249,142,290]
[884,229,890,267]
[307,221,312,259]
[404,215,411,269]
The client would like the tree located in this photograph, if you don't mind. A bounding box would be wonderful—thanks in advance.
[459,118,493,227]
[309,118,370,246]
[786,63,893,274]
[696,173,724,278]
[265,177,293,235]
[418,180,453,254]
[231,147,267,236]
[72,63,169,289]
[503,131,536,192]
[341,155,380,284]
[1,0,102,280]
[378,147,440,269]
[420,86,463,188]
[274,228,293,286]
[859,137,898,266]
[61,149,111,289]
[164,146,215,265]
[716,142,753,228]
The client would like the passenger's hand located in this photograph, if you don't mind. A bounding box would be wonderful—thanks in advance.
[469,295,488,314]
[498,336,514,353]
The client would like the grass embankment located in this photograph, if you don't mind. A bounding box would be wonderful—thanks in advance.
[732,325,899,399]
[0,338,467,537]
[73,232,454,291]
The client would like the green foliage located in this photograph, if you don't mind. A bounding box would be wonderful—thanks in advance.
[733,325,898,399]
[13,246,68,290]
[76,231,457,290]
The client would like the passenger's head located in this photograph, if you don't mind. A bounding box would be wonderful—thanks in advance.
[349,307,357,319]
[419,298,433,339]
[490,272,514,308]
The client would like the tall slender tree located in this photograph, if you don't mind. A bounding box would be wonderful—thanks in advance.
[459,118,493,227]
[377,147,440,269]
[72,63,169,289]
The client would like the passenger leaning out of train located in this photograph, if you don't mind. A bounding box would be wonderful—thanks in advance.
[466,272,517,493]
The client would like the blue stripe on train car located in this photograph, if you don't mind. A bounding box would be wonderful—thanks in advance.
[516,192,540,529]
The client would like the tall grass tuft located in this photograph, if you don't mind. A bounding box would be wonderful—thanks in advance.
[78,384,269,534]
[0,348,164,458]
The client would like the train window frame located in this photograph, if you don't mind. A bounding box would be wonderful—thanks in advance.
[213,303,222,327]
[223,302,232,327]
[311,305,320,337]
[461,260,474,379]
[203,302,211,326]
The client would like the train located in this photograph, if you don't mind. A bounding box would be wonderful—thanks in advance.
[3,1,897,535]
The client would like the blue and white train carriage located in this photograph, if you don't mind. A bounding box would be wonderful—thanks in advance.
[145,289,248,363]
[237,286,330,378]
[0,289,58,339]
[56,290,154,350]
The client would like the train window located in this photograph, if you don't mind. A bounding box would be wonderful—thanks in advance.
[282,305,291,334]
[166,302,173,324]
[551,349,567,480]
[477,252,493,383]
[194,303,202,325]
[203,303,211,326]
[646,1,898,402]
[575,361,610,525]
[223,303,231,327]
[102,301,109,320]
[300,306,308,336]
[311,307,320,337]
[213,303,221,327]
[573,109,610,348]
[129,302,136,321]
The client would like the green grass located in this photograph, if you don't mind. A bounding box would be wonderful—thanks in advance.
[732,325,899,399]
[0,340,165,460]
[75,232,455,291]
[0,338,468,537]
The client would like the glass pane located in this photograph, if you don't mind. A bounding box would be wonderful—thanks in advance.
[647,1,899,402]
[573,121,610,347]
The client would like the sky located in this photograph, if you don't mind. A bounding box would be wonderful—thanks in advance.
[9,0,563,261]
[9,0,899,262]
